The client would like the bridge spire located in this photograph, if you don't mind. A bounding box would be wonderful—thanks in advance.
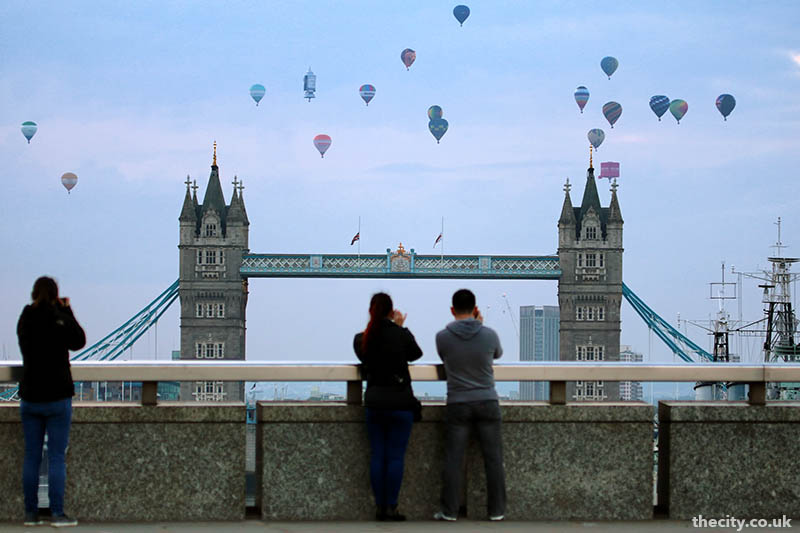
[589,145,593,170]
[212,141,218,167]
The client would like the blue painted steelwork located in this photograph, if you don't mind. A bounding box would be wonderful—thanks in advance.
[240,252,561,279]
[72,280,179,361]
[623,282,713,363]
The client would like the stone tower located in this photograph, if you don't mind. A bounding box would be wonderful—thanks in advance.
[557,150,623,401]
[178,143,249,401]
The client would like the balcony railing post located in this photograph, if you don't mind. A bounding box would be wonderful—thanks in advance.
[141,381,158,406]
[748,382,766,405]
[549,381,567,405]
[346,380,362,405]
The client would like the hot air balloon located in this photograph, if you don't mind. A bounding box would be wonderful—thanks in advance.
[669,99,688,124]
[21,121,37,144]
[429,119,448,143]
[428,105,443,120]
[313,134,331,158]
[649,95,670,121]
[249,84,265,106]
[303,68,316,101]
[61,172,78,194]
[716,94,736,121]
[401,48,416,70]
[602,101,622,128]
[574,86,590,113]
[453,5,470,26]
[600,56,618,79]
[587,129,605,150]
[359,84,376,106]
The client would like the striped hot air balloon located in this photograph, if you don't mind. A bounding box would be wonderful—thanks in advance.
[61,172,78,194]
[602,101,622,128]
[574,86,590,113]
[313,134,332,158]
[249,84,265,106]
[21,121,37,144]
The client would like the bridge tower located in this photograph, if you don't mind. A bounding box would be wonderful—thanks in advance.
[178,143,249,401]
[557,150,623,401]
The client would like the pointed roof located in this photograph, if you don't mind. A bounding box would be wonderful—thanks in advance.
[179,176,196,222]
[579,165,602,223]
[226,176,249,225]
[559,179,576,225]
[200,147,228,233]
[608,180,623,223]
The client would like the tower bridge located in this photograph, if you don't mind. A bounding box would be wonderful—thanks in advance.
[177,145,624,402]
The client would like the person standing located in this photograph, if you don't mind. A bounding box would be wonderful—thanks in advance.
[17,276,86,527]
[434,288,506,521]
[354,292,422,521]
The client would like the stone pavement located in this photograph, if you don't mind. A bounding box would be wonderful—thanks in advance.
[0,520,783,532]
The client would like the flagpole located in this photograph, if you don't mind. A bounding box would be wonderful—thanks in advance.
[441,216,444,262]
[357,216,361,265]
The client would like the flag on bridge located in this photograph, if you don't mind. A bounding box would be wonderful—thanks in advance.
[351,232,360,245]
[434,233,442,247]
[599,162,620,180]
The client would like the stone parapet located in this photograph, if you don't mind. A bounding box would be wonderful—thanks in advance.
[658,401,800,519]
[0,402,246,521]
[257,402,654,521]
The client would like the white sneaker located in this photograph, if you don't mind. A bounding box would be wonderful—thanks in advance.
[433,511,457,521]
[490,514,505,521]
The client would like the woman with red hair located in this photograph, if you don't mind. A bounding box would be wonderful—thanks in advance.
[354,292,422,521]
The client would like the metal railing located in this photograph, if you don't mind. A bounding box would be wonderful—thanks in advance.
[2,362,798,406]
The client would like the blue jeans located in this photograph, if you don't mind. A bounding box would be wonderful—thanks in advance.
[20,398,72,515]
[365,408,414,506]
[441,400,506,518]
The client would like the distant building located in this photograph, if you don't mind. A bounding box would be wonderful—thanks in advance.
[519,305,560,400]
[557,152,623,401]
[618,345,643,401]
[178,143,250,402]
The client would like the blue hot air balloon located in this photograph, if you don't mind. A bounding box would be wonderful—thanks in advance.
[649,95,670,121]
[716,94,736,121]
[600,56,618,79]
[429,118,449,143]
[359,84,376,106]
[574,86,590,113]
[249,84,265,106]
[21,121,37,144]
[453,5,470,26]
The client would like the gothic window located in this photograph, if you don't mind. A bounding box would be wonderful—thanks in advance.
[585,226,597,240]
[197,250,203,264]
[576,306,584,321]
[193,381,226,401]
[196,303,203,318]
[195,343,203,358]
[205,223,217,237]
[587,307,595,321]
[598,306,605,321]
[585,253,597,267]
[577,254,583,267]
[206,303,214,317]
[205,250,216,264]
[219,250,225,264]
[216,303,225,318]
[599,253,605,268]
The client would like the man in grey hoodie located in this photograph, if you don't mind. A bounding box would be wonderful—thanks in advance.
[434,289,506,521]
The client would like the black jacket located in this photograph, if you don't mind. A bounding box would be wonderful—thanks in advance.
[353,318,422,410]
[17,303,86,402]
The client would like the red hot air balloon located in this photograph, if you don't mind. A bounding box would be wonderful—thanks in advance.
[313,135,332,158]
[401,48,416,70]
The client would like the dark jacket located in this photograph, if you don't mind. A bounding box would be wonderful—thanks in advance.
[17,303,86,402]
[353,318,422,410]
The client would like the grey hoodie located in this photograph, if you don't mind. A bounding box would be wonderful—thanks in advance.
[435,318,503,404]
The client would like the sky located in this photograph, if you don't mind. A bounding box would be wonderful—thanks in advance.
[1,1,799,383]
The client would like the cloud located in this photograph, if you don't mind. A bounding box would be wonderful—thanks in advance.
[791,52,800,68]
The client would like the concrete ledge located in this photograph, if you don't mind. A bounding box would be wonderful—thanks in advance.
[0,403,246,521]
[258,402,654,521]
[658,401,800,519]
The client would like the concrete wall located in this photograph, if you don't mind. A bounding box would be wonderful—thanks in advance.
[658,401,800,519]
[258,401,654,521]
[0,403,246,522]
